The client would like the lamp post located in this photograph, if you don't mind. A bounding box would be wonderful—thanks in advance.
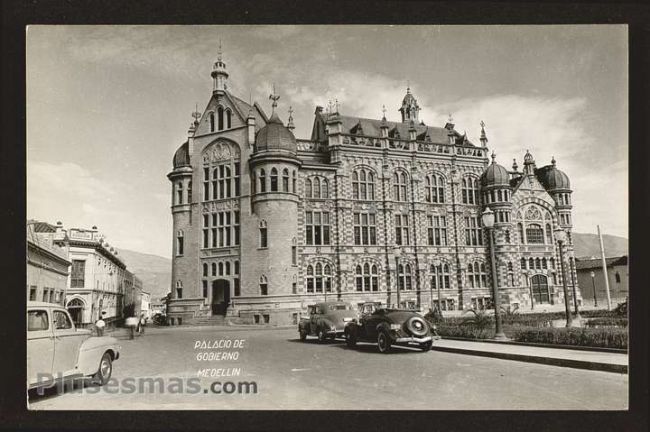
[432,258,442,316]
[554,228,573,327]
[590,271,598,307]
[481,207,507,340]
[569,256,581,321]
[393,246,401,308]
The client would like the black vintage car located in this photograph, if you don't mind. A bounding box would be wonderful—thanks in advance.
[344,302,438,353]
[299,302,357,342]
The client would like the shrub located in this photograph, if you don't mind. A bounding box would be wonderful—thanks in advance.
[584,317,628,328]
[513,327,627,349]
[437,324,495,340]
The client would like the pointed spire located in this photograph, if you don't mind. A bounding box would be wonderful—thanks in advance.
[287,106,295,130]
[191,103,201,126]
[491,151,497,163]
[480,120,488,147]
[381,104,387,122]
[512,158,519,172]
[406,80,411,94]
[334,98,340,114]
[217,39,223,62]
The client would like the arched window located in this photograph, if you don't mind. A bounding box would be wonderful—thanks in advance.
[542,258,548,270]
[314,177,321,198]
[505,230,511,243]
[259,275,268,295]
[305,178,312,198]
[259,169,266,193]
[217,106,224,130]
[398,263,413,291]
[352,168,375,200]
[508,262,515,287]
[234,260,239,274]
[203,263,208,277]
[323,265,332,292]
[176,280,183,299]
[212,168,219,200]
[225,262,231,275]
[529,258,534,270]
[462,177,479,204]
[521,258,527,270]
[393,172,408,201]
[355,263,379,292]
[176,230,184,256]
[282,169,289,192]
[526,224,544,244]
[259,220,268,248]
[176,182,183,205]
[425,174,445,203]
[209,112,215,132]
[518,223,525,244]
[187,181,192,203]
[430,263,451,291]
[292,171,297,193]
[535,258,541,270]
[270,168,278,192]
[212,263,217,276]
[545,224,552,244]
[615,272,621,283]
[218,262,224,276]
[306,265,315,293]
[321,178,329,198]
[225,109,232,129]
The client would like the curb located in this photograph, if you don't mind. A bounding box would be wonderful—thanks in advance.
[431,345,628,374]
[440,336,628,354]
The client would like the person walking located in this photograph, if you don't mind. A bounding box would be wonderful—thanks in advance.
[95,312,106,337]
[137,313,146,335]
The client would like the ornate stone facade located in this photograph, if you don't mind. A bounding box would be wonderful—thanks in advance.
[166,56,580,325]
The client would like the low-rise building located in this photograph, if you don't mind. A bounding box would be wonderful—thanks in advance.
[140,291,151,319]
[575,255,628,307]
[27,220,71,305]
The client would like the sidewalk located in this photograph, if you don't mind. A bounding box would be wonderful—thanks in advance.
[432,338,628,374]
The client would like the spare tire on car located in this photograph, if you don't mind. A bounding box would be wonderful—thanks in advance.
[406,316,428,337]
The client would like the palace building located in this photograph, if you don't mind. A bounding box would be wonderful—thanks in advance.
[167,53,581,326]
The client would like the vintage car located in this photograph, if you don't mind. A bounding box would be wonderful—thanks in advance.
[344,302,438,353]
[299,302,357,342]
[27,302,121,390]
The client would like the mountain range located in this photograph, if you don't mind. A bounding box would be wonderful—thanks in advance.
[116,232,628,300]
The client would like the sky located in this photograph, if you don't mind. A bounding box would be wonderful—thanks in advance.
[26,25,628,258]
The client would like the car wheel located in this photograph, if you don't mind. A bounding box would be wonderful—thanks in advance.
[317,328,326,343]
[377,331,392,353]
[92,352,112,386]
[345,329,357,347]
[299,330,307,341]
[419,341,433,352]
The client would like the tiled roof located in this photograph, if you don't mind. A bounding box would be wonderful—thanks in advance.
[575,256,627,270]
[334,115,474,146]
[30,220,57,233]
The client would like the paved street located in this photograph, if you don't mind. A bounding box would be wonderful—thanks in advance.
[29,326,628,410]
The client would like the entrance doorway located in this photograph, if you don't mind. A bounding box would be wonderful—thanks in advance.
[531,274,550,303]
[67,298,84,325]
[212,280,231,315]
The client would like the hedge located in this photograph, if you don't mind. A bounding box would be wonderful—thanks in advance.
[584,317,628,328]
[436,325,495,340]
[512,327,628,349]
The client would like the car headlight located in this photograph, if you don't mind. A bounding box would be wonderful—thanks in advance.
[390,323,401,330]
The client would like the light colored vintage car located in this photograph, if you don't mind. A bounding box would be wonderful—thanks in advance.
[27,301,121,390]
[298,302,357,342]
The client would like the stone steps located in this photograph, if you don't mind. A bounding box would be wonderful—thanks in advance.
[192,315,228,326]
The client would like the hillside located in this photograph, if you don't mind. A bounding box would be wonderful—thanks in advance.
[116,248,171,301]
[572,232,628,259]
[115,232,626,299]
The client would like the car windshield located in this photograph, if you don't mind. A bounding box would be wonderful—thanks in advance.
[328,305,349,311]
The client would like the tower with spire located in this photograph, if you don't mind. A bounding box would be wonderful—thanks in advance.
[399,85,420,123]
[211,41,229,94]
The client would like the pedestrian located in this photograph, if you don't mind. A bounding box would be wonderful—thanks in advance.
[95,312,106,337]
[138,313,146,335]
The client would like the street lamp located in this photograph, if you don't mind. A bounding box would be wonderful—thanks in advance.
[569,257,581,321]
[590,271,598,307]
[481,207,507,340]
[393,246,402,308]
[432,258,442,317]
[554,228,573,327]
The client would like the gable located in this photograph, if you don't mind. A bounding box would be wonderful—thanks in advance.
[194,92,251,136]
[511,174,557,214]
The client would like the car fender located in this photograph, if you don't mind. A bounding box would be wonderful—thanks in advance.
[298,319,309,332]
[77,336,120,376]
[376,322,392,335]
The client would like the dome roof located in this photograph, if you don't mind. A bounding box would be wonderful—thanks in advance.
[480,155,510,187]
[173,141,190,168]
[255,112,297,153]
[402,87,417,106]
[536,160,571,191]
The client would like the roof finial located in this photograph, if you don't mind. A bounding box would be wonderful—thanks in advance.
[512,158,519,172]
[217,39,223,62]
[335,98,340,113]
[327,99,333,114]
[269,84,280,113]
[191,103,201,125]
[407,80,411,94]
[491,151,496,163]
[287,106,295,130]
[448,113,454,124]
[551,156,556,166]
[381,104,387,120]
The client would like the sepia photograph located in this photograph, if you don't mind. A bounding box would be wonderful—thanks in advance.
[25,24,629,411]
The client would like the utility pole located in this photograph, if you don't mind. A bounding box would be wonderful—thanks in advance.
[597,225,612,310]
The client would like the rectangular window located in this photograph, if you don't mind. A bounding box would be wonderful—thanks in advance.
[395,214,409,245]
[177,236,184,256]
[42,289,49,302]
[305,211,330,245]
[292,246,297,265]
[234,211,240,245]
[427,215,447,246]
[464,216,483,246]
[202,280,208,298]
[292,282,297,294]
[70,260,85,288]
[354,213,377,245]
[260,283,268,296]
[29,286,37,301]
[234,163,241,196]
